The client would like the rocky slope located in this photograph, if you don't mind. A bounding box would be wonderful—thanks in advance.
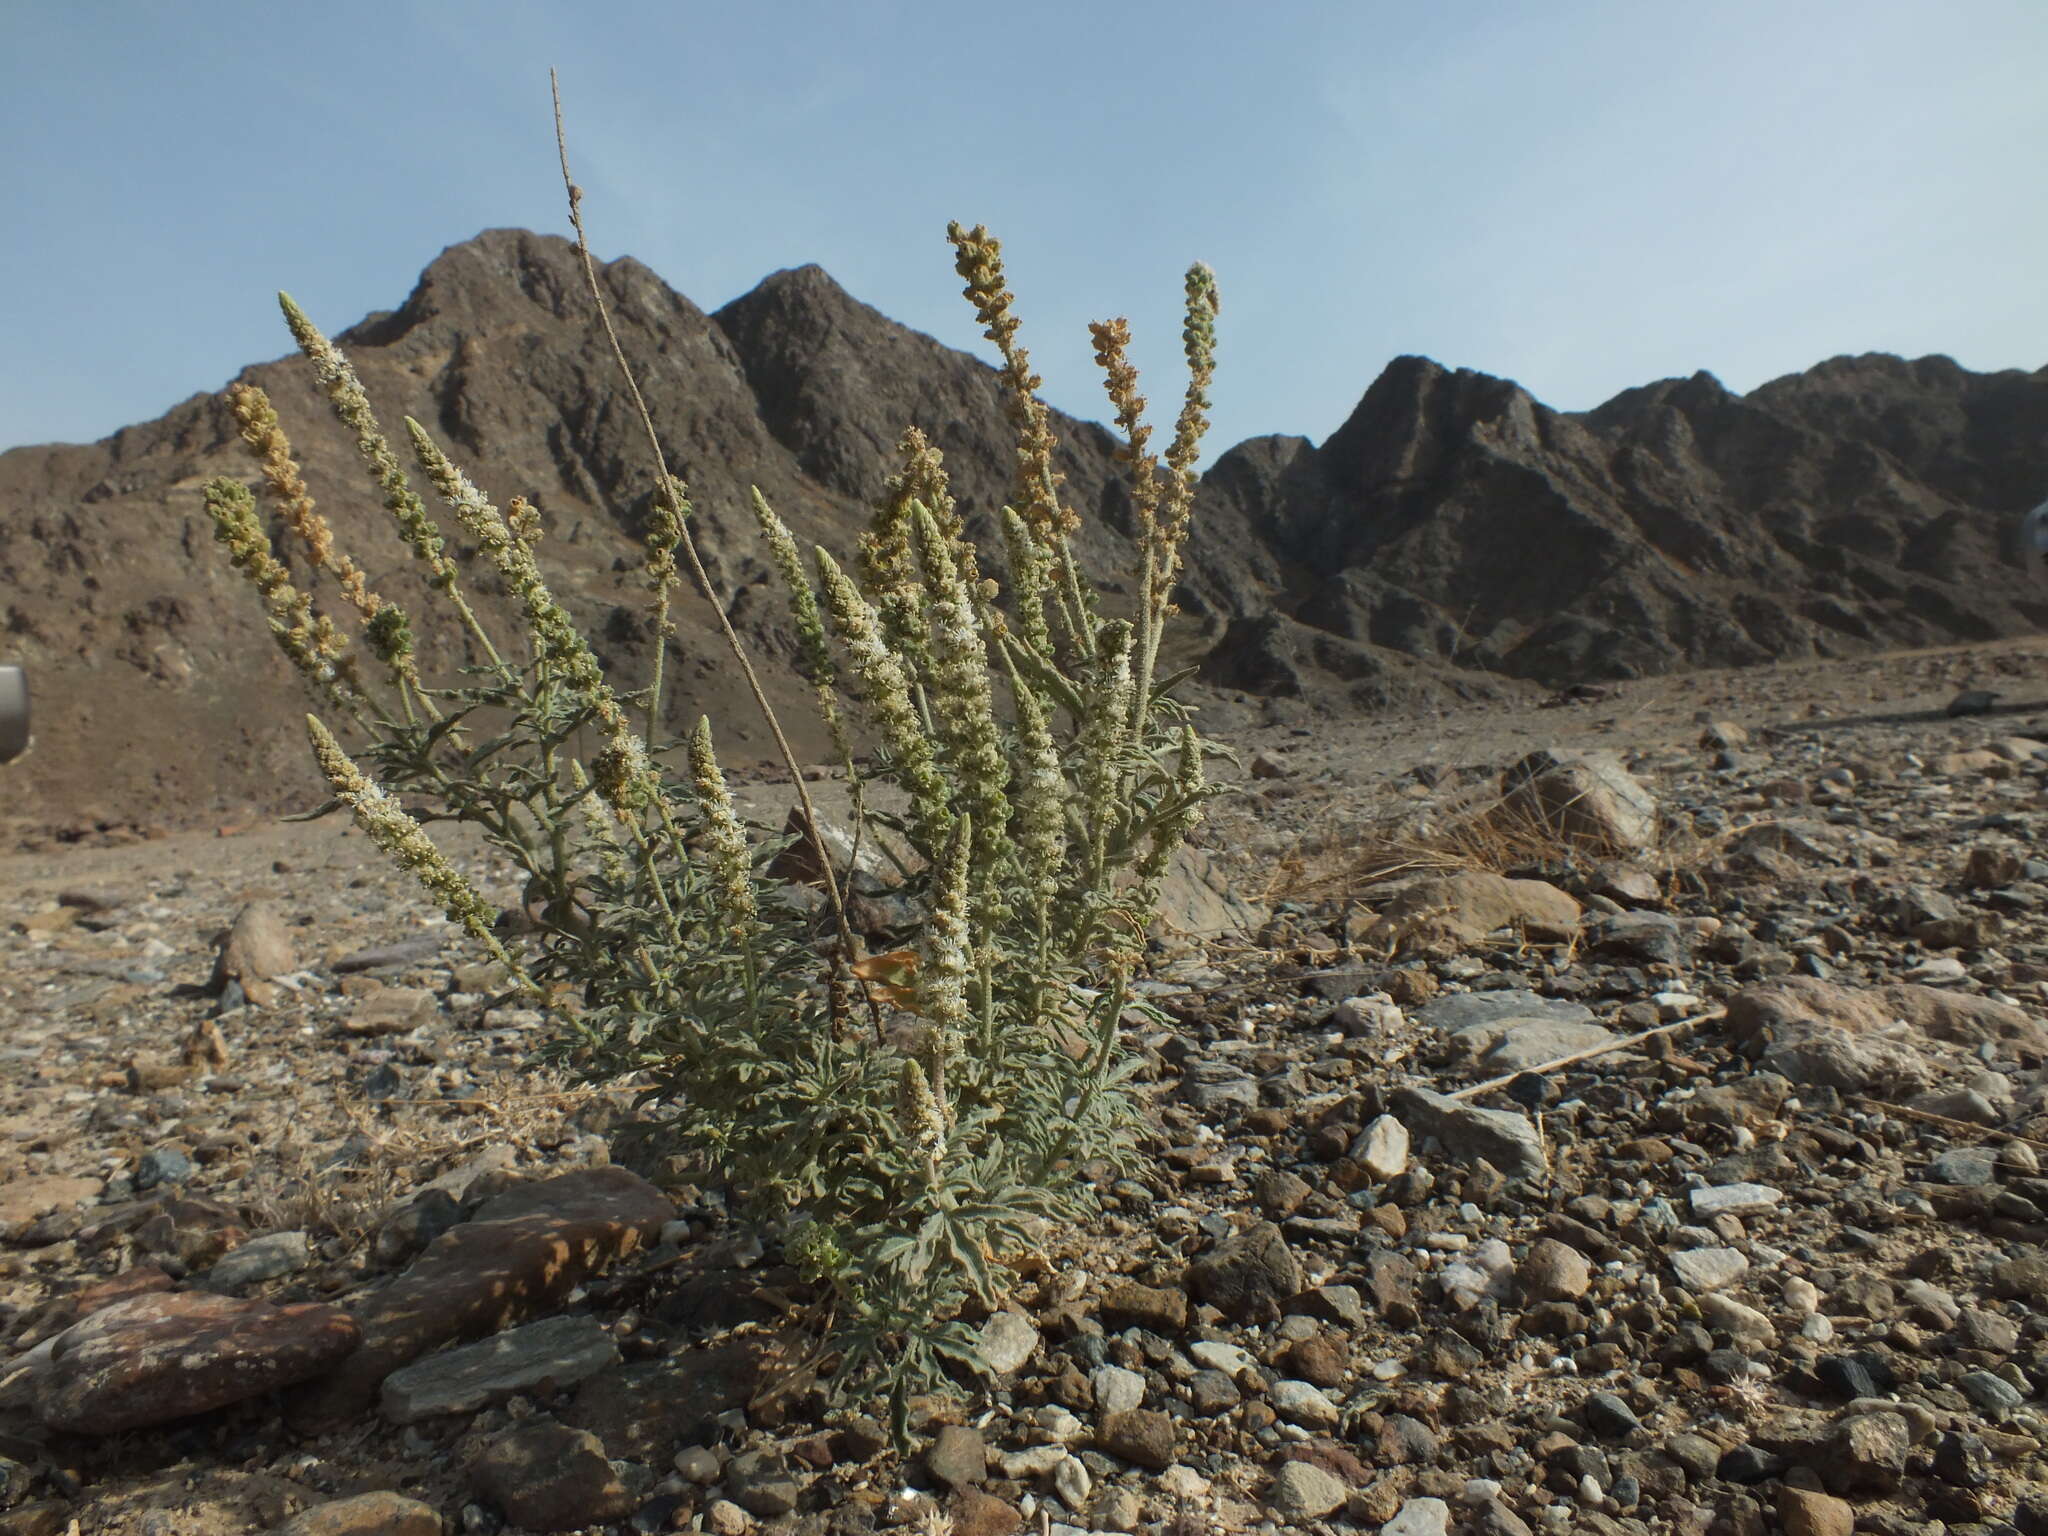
[4,229,2047,839]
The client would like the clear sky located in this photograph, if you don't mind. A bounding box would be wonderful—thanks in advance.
[6,2,2046,464]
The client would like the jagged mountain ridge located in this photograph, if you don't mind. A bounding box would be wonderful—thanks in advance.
[2,227,2044,834]
[1203,351,2048,695]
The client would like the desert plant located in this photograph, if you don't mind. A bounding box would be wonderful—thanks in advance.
[201,93,1222,1429]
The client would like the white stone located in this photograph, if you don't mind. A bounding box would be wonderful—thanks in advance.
[977,1310,1040,1375]
[1268,1460,1348,1522]
[1782,1276,1820,1318]
[999,1445,1066,1479]
[1381,1496,1453,1536]
[1158,1466,1211,1500]
[1669,1246,1749,1293]
[1357,1114,1411,1181]
[1698,1293,1776,1346]
[1188,1340,1256,1378]
[1688,1183,1783,1218]
[1089,1364,1146,1416]
[1268,1378,1341,1431]
[1052,1455,1091,1510]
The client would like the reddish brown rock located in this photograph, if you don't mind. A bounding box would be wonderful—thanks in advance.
[273,1492,444,1536]
[949,1488,1023,1536]
[289,1166,674,1430]
[469,1421,632,1532]
[36,1291,359,1433]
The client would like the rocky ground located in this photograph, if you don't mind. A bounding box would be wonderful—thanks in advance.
[6,639,2048,1536]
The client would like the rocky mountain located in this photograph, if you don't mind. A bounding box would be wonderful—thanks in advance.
[1209,352,2048,694]
[2,228,2045,836]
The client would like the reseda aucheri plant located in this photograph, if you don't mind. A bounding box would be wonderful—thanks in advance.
[202,84,1223,1433]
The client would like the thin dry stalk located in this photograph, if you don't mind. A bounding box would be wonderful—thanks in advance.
[548,71,871,994]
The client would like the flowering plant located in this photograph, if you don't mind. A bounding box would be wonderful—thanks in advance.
[203,101,1222,1425]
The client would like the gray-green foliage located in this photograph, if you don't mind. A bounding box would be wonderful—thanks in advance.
[203,204,1221,1430]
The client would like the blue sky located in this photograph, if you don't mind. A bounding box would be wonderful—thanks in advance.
[6,2,2045,464]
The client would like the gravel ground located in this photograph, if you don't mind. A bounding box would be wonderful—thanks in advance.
[5,638,2048,1536]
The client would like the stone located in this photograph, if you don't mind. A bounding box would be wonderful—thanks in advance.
[1669,1247,1748,1293]
[1777,1488,1853,1536]
[1498,749,1657,854]
[726,1449,802,1516]
[976,1310,1039,1376]
[372,1189,464,1267]
[1188,1340,1256,1377]
[1519,1239,1592,1302]
[1156,845,1271,941]
[36,1290,358,1433]
[133,1147,193,1192]
[1698,1293,1775,1347]
[674,1446,721,1483]
[1268,1379,1341,1430]
[1090,1365,1145,1416]
[1589,911,1689,967]
[1934,1430,1991,1489]
[1186,1222,1302,1323]
[1267,1460,1347,1522]
[1928,1147,1999,1186]
[1380,1496,1453,1536]
[469,1421,632,1532]
[1391,1088,1548,1181]
[1366,873,1583,958]
[1583,1391,1641,1439]
[1440,1238,1516,1310]
[1468,1020,1614,1073]
[0,1175,102,1226]
[1365,1250,1419,1325]
[1099,1281,1187,1334]
[1821,1411,1909,1497]
[925,1425,987,1490]
[949,1488,1023,1536]
[1354,1115,1411,1181]
[1282,1332,1348,1389]
[1724,976,2048,1095]
[1958,1368,2024,1418]
[332,937,444,973]
[1688,1184,1782,1218]
[1173,1060,1261,1115]
[272,1492,445,1536]
[200,1229,310,1291]
[1098,1409,1176,1469]
[563,1341,764,1463]
[341,986,437,1036]
[291,1166,673,1429]
[1051,1454,1091,1510]
[380,1314,620,1423]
